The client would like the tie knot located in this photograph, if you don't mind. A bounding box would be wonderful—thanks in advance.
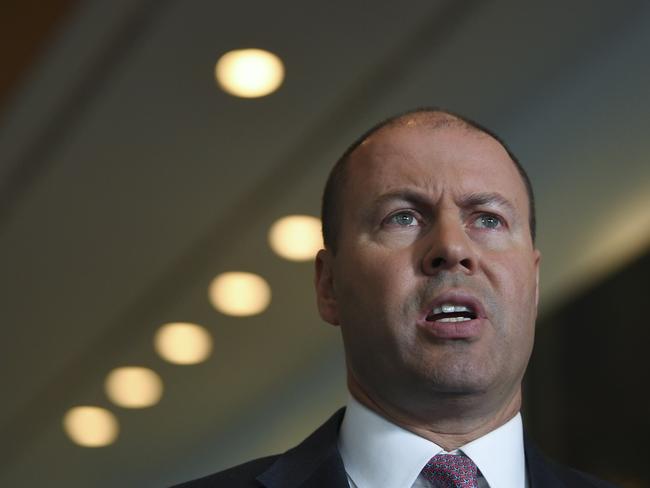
[421,453,479,488]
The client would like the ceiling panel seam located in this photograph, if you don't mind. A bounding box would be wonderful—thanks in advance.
[0,0,173,235]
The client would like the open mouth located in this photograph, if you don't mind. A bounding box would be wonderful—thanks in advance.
[420,293,485,339]
[426,304,477,323]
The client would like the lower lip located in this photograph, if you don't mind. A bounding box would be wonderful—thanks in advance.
[418,317,484,340]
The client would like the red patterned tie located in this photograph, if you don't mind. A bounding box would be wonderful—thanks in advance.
[421,453,479,487]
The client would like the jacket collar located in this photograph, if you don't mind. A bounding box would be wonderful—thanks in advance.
[524,434,567,488]
[256,408,349,488]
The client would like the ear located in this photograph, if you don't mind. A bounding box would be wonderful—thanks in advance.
[533,248,541,308]
[315,249,340,326]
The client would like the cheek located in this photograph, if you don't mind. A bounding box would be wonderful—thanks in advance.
[340,241,409,287]
[335,248,416,325]
[487,247,538,299]
[484,252,539,334]
[480,255,537,377]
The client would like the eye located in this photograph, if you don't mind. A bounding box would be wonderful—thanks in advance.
[474,214,503,229]
[386,211,419,227]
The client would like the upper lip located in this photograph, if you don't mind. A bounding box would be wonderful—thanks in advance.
[421,290,487,321]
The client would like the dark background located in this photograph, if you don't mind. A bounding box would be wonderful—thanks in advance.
[527,251,650,487]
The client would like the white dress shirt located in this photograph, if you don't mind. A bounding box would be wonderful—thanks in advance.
[338,395,529,488]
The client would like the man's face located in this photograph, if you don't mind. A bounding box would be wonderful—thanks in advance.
[316,123,540,414]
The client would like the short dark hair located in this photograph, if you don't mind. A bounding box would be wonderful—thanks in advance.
[321,107,536,253]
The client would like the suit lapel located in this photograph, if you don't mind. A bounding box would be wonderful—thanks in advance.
[256,409,349,488]
[524,435,567,488]
[295,449,350,488]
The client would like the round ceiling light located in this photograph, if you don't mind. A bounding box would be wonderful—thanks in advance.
[215,48,285,98]
[208,271,271,316]
[154,322,213,365]
[268,215,323,261]
[104,367,163,408]
[63,406,119,447]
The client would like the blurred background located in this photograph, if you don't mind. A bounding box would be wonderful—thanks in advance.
[1,0,649,486]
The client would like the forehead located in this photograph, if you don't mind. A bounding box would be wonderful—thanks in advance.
[344,125,528,210]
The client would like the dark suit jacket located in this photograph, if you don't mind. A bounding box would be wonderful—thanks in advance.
[172,409,617,487]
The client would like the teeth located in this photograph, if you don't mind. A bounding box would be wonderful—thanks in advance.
[437,316,471,323]
[433,304,472,315]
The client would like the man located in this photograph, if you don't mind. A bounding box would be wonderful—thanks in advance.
[174,109,616,487]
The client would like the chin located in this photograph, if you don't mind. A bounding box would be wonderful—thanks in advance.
[426,380,490,397]
[418,363,496,397]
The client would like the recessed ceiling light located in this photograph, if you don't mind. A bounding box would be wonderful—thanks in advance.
[63,406,119,447]
[268,215,323,261]
[104,367,163,409]
[215,48,285,98]
[208,271,271,316]
[154,322,213,365]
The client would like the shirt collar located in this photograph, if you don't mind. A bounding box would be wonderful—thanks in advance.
[338,394,441,488]
[459,409,527,488]
[338,394,527,488]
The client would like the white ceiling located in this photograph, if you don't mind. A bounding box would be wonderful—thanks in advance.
[1,0,649,486]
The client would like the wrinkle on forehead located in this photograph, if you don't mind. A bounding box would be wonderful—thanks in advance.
[346,124,529,219]
[353,124,502,182]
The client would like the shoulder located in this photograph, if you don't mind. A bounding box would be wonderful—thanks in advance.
[524,438,619,487]
[169,408,347,488]
[547,461,620,487]
[170,455,279,488]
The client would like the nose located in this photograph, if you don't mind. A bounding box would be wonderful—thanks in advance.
[421,215,477,276]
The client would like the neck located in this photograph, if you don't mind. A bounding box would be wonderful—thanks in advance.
[347,373,522,451]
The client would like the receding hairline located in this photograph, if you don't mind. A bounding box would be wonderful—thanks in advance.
[349,112,499,171]
[321,108,537,252]
[362,111,483,141]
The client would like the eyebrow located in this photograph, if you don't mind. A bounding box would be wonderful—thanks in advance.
[370,190,430,208]
[368,190,518,214]
[459,192,517,214]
